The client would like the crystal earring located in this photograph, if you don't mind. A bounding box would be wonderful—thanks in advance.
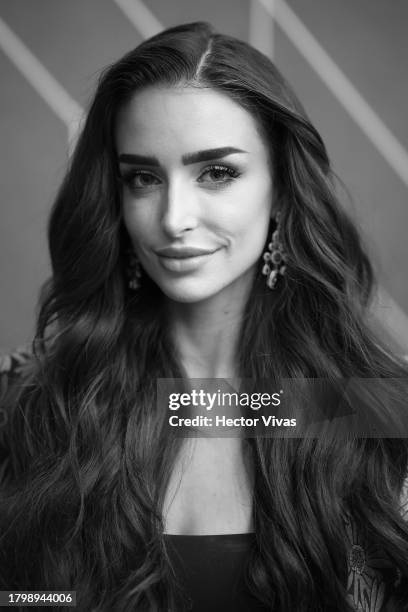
[126,248,142,290]
[262,211,288,289]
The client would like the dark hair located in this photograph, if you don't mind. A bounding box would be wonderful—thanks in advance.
[1,21,408,612]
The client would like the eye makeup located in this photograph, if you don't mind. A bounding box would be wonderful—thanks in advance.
[119,162,242,194]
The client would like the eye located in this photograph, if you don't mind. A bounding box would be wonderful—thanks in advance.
[198,164,240,185]
[121,170,161,190]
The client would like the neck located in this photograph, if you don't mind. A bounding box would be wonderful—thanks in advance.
[166,273,254,378]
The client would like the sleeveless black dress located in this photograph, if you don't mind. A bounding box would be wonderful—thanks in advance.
[165,532,268,611]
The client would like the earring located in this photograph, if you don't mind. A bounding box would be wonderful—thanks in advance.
[126,248,142,290]
[262,211,288,289]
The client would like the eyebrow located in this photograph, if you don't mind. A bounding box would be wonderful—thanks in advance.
[118,147,247,166]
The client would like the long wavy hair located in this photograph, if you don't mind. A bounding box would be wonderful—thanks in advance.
[1,21,408,612]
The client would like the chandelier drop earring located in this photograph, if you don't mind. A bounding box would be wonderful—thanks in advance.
[126,248,142,290]
[262,211,288,289]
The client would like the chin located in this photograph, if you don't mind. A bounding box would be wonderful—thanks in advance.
[160,286,219,304]
[155,277,225,304]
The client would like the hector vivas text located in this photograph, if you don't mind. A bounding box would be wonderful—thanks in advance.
[166,388,297,430]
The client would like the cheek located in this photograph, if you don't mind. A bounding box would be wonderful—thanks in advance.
[223,179,272,246]
[232,216,270,258]
[122,199,154,244]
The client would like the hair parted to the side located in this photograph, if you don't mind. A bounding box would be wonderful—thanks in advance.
[1,21,408,612]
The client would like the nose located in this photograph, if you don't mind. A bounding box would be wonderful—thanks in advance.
[160,177,199,238]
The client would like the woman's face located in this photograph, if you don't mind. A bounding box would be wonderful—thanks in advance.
[116,85,273,304]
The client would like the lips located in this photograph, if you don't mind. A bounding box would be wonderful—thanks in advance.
[155,246,218,259]
[155,245,221,273]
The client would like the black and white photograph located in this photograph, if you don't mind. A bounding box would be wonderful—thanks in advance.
[1,1,408,610]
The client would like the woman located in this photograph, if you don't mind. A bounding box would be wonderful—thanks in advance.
[1,21,408,612]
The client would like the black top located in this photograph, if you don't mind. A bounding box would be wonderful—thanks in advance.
[164,532,269,611]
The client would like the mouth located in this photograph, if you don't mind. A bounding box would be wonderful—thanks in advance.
[155,246,219,259]
[155,247,221,273]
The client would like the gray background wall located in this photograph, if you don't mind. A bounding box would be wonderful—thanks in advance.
[1,0,407,350]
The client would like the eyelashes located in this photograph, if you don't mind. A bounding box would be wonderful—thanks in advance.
[198,164,241,183]
[119,163,241,192]
[120,170,160,190]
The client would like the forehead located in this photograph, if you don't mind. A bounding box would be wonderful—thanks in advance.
[115,85,268,158]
